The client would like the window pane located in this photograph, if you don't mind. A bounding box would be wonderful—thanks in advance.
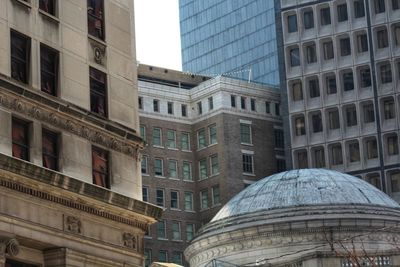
[40,45,58,96]
[240,124,251,144]
[90,67,107,117]
[290,47,300,66]
[197,129,206,149]
[287,14,297,32]
[12,119,29,161]
[303,10,314,29]
[11,31,30,84]
[92,147,109,188]
[183,162,192,181]
[337,4,348,22]
[42,129,58,171]
[87,0,105,40]
[320,7,331,25]
[39,0,56,15]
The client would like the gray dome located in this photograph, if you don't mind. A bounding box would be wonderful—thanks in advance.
[212,169,400,222]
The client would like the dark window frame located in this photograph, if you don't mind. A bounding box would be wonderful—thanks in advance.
[40,44,59,96]
[12,118,30,161]
[11,30,30,84]
[42,128,59,171]
[87,0,105,40]
[92,146,110,188]
[39,0,56,16]
[90,67,107,117]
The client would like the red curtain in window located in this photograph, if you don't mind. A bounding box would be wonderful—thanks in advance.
[42,132,57,170]
[92,148,108,187]
[12,122,28,160]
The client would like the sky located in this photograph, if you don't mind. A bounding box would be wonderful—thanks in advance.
[134,0,182,71]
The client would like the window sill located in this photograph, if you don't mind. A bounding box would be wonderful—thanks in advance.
[243,172,255,177]
[169,177,180,181]
[12,0,32,9]
[167,147,178,151]
[200,208,210,211]
[39,9,60,24]
[184,210,196,213]
[157,238,169,241]
[172,239,183,242]
[144,236,152,239]
[241,143,253,146]
[198,177,208,181]
[142,173,150,177]
[210,173,219,178]
[212,203,222,208]
[88,34,107,47]
[155,175,166,179]
[181,149,192,153]
[182,179,194,182]
[153,145,164,149]
[170,208,181,212]
[197,147,207,152]
[208,143,218,147]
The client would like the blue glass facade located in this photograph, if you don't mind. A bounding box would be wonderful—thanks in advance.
[179,0,279,86]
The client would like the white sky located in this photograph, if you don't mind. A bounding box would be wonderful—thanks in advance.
[134,0,182,71]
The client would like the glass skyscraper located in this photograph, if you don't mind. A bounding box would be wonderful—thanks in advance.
[179,0,279,85]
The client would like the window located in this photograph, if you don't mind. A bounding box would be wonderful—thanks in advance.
[199,159,207,179]
[5,260,38,267]
[87,0,104,40]
[200,190,208,209]
[250,98,256,111]
[152,128,162,146]
[340,38,351,56]
[181,104,187,117]
[210,154,219,175]
[374,0,385,13]
[39,0,56,16]
[363,103,375,123]
[156,189,165,207]
[331,144,343,165]
[323,41,334,60]
[306,43,317,63]
[138,97,143,110]
[377,28,389,48]
[320,7,331,25]
[40,44,58,96]
[292,81,303,101]
[183,162,192,181]
[42,129,58,171]
[141,155,148,174]
[212,185,220,205]
[144,249,152,267]
[167,102,174,114]
[11,31,30,84]
[366,174,381,189]
[349,142,360,162]
[168,160,177,178]
[275,129,284,148]
[275,103,280,115]
[142,187,149,202]
[140,125,146,141]
[346,106,358,126]
[154,158,163,176]
[312,113,323,133]
[181,132,190,150]
[393,0,400,9]
[295,116,305,136]
[172,252,183,265]
[172,221,181,240]
[328,109,340,130]
[290,47,300,67]
[395,25,400,46]
[390,171,400,192]
[158,251,168,262]
[197,128,206,149]
[170,191,179,209]
[313,148,325,168]
[241,97,246,109]
[90,67,107,117]
[153,99,159,112]
[184,192,193,211]
[343,72,354,91]
[166,130,176,149]
[208,97,214,110]
[383,98,395,120]
[366,139,378,159]
[309,78,320,98]
[388,135,399,155]
[231,95,236,107]
[357,34,368,52]
[197,101,202,115]
[92,146,109,188]
[242,154,254,174]
[326,75,337,94]
[186,224,195,241]
[303,10,314,29]
[265,102,270,113]
[360,68,371,88]
[354,0,365,18]
[287,14,297,32]
[12,118,29,161]
[380,64,392,84]
[240,123,252,144]
[209,124,217,144]
[337,3,348,22]
[277,159,286,172]
[157,220,166,239]
[297,150,308,168]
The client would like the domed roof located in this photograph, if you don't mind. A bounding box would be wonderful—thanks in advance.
[212,169,400,222]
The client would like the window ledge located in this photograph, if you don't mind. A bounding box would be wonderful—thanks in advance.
[142,173,150,177]
[144,236,152,239]
[200,208,210,212]
[167,147,178,151]
[212,203,222,208]
[243,173,256,177]
[155,175,166,179]
[197,147,207,152]
[181,149,192,153]
[182,179,194,182]
[172,239,183,242]
[210,173,219,178]
[39,9,60,24]
[170,208,181,212]
[12,0,32,9]
[208,143,218,147]
[153,145,164,149]
[241,143,253,146]
[157,238,169,241]
[88,34,107,47]
[184,210,196,213]
[169,177,180,181]
[198,177,209,181]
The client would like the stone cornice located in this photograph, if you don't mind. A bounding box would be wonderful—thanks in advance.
[0,76,143,157]
[0,154,162,229]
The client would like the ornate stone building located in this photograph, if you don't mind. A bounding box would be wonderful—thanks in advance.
[0,0,161,266]
[185,169,400,267]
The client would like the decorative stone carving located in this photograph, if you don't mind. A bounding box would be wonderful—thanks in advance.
[89,38,107,66]
[64,215,82,234]
[0,238,20,257]
[123,233,137,250]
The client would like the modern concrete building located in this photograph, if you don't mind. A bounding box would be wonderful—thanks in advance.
[179,0,279,85]
[276,0,400,201]
[185,169,400,267]
[137,64,284,266]
[0,0,161,266]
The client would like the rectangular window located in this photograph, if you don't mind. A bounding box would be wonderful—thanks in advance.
[181,132,190,150]
[144,249,152,267]
[354,0,365,18]
[295,117,306,136]
[346,106,358,126]
[306,44,317,63]
[197,101,202,115]
[212,185,220,205]
[274,129,284,148]
[142,187,148,202]
[357,34,368,53]
[157,220,166,238]
[277,159,286,172]
[374,0,385,13]
[309,79,320,98]
[153,99,159,112]
[197,128,206,149]
[393,0,400,9]
[183,162,192,181]
[395,26,400,46]
[377,29,389,48]
[39,0,56,16]
[168,160,178,179]
[290,47,300,66]
[166,130,176,149]
[343,72,354,91]
[87,0,104,40]
[141,155,148,174]
[241,97,246,109]
[292,81,303,101]
[167,102,174,115]
[388,136,399,155]
[337,4,348,22]
[303,10,314,29]
[349,142,360,162]
[231,95,236,107]
[314,148,325,168]
[340,38,351,56]
[240,123,252,144]
[184,192,193,211]
[40,44,58,96]
[208,97,213,110]
[320,7,331,25]
[366,139,378,159]
[328,110,340,129]
[312,113,323,133]
[331,144,343,165]
[170,191,179,209]
[90,67,107,117]
[138,97,143,110]
[275,103,280,116]
[384,99,395,119]
[380,64,392,84]
[154,158,163,176]
[287,14,298,32]
[186,224,195,241]
[172,252,183,265]
[326,75,337,94]
[156,189,165,207]
[12,118,29,161]
[42,129,58,171]
[242,154,254,174]
[391,172,400,192]
[152,128,162,146]
[363,103,375,123]
[172,221,181,240]
[199,159,207,179]
[159,251,168,262]
[323,41,334,60]
[250,98,256,111]
[140,125,146,141]
[210,154,219,175]
[265,102,270,113]
[5,260,38,267]
[360,68,372,88]
[181,104,187,117]
[92,146,109,188]
[11,30,30,84]
[200,189,208,209]
[209,124,217,144]
[297,151,308,168]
